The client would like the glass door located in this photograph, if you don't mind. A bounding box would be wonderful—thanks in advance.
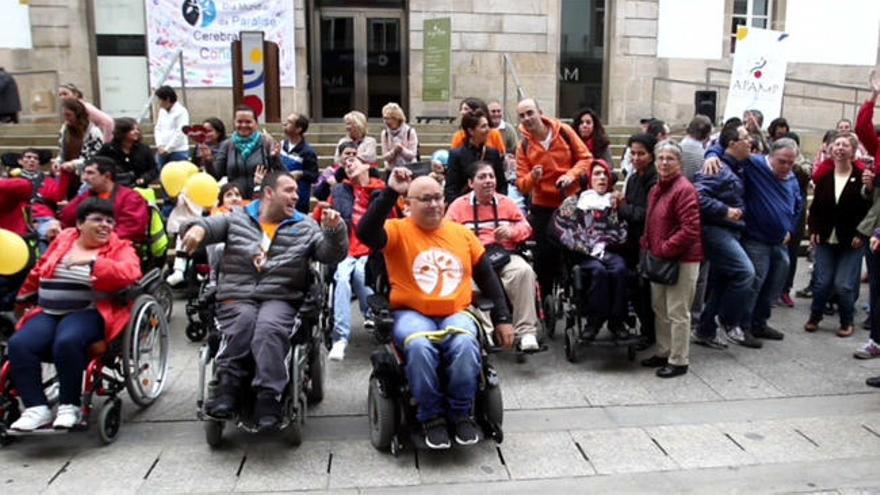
[312,8,406,119]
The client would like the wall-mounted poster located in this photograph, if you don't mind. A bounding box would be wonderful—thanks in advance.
[423,17,451,102]
[145,0,296,88]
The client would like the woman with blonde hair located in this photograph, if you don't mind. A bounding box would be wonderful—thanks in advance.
[334,110,378,166]
[380,102,419,168]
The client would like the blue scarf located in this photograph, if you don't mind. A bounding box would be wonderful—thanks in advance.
[232,132,263,161]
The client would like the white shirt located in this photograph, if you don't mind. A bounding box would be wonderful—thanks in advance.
[154,102,190,153]
[541,131,553,151]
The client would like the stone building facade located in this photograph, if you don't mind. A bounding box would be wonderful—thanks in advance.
[0,0,877,130]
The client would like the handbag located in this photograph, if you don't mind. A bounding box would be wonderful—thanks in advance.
[471,196,511,270]
[485,243,512,270]
[639,250,679,285]
[638,198,680,285]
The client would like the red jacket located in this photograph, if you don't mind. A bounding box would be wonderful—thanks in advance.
[0,178,34,236]
[60,185,149,244]
[856,98,880,166]
[313,177,388,258]
[516,117,593,209]
[17,228,142,342]
[30,170,77,220]
[641,173,703,263]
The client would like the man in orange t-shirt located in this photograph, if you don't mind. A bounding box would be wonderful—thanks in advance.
[357,168,513,450]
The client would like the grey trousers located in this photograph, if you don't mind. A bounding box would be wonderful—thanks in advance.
[215,299,299,396]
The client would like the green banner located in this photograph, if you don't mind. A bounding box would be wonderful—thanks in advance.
[423,17,451,102]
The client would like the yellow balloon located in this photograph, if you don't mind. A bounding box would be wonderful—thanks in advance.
[160,161,198,197]
[0,229,30,275]
[185,172,220,209]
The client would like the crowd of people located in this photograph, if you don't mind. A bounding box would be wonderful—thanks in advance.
[1,76,880,449]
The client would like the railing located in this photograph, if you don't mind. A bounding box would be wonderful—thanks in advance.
[7,69,60,123]
[138,50,186,124]
[502,53,528,121]
[650,67,874,131]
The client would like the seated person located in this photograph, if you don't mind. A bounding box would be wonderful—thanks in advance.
[445,161,540,351]
[357,168,514,450]
[14,148,77,250]
[9,199,142,431]
[59,157,149,245]
[180,171,347,431]
[551,161,629,340]
[314,155,387,362]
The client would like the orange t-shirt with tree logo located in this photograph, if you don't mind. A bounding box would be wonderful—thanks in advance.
[384,218,485,317]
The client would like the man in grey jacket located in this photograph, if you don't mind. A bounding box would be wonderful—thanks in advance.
[181,170,347,430]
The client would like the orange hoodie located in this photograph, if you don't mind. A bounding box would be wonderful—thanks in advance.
[515,116,593,209]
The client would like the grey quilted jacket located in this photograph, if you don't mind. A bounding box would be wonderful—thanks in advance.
[187,200,347,303]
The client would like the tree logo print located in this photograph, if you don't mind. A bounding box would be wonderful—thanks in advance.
[412,248,464,297]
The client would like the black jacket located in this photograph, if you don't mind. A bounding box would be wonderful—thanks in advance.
[617,164,658,262]
[444,143,507,205]
[808,167,871,246]
[0,70,21,115]
[96,141,158,186]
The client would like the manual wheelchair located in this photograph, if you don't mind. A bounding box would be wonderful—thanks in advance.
[0,268,171,445]
[364,254,504,456]
[196,268,330,447]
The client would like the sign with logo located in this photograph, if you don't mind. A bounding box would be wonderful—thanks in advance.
[722,27,789,126]
[145,0,295,88]
[423,17,451,102]
[239,31,266,122]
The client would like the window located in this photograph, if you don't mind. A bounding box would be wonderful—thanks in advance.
[730,0,773,53]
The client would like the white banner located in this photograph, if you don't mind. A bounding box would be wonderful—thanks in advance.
[0,0,32,49]
[657,0,724,60]
[723,27,789,126]
[145,0,295,88]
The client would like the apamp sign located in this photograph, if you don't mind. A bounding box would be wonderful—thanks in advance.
[723,27,790,125]
[146,0,295,88]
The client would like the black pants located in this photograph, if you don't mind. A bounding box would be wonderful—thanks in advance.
[623,251,655,342]
[528,206,557,294]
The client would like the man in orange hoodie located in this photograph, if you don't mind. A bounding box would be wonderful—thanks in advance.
[514,98,593,292]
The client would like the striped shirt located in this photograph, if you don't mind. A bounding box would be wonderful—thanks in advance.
[39,262,95,315]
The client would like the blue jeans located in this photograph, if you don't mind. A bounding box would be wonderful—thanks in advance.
[156,150,190,170]
[332,255,373,343]
[741,239,789,331]
[865,246,880,342]
[810,243,864,326]
[698,226,755,337]
[8,309,105,407]
[393,310,481,424]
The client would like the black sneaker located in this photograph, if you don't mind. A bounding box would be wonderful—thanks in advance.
[205,374,240,419]
[795,287,813,299]
[609,321,630,340]
[867,375,880,388]
[752,326,784,340]
[254,390,283,432]
[740,329,764,348]
[423,418,451,449]
[452,417,480,446]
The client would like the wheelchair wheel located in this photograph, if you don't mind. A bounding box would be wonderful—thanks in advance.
[306,343,325,404]
[368,376,396,451]
[0,402,20,446]
[154,282,174,321]
[542,294,557,339]
[98,397,122,444]
[123,295,170,408]
[205,419,224,448]
[483,383,504,434]
[564,326,579,363]
[283,398,304,446]
[186,322,207,343]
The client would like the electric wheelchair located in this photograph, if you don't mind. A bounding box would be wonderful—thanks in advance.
[364,253,504,456]
[0,268,171,445]
[196,267,330,447]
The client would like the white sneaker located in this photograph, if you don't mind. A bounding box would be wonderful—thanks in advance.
[328,340,347,361]
[165,270,185,287]
[10,405,53,431]
[520,334,539,351]
[53,404,82,429]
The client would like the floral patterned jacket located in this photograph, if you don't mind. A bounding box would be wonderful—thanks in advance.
[551,190,627,259]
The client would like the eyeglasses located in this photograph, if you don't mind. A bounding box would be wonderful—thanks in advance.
[408,195,444,205]
[85,216,115,226]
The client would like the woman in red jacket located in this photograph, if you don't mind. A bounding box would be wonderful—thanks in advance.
[8,199,141,432]
[640,140,703,379]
